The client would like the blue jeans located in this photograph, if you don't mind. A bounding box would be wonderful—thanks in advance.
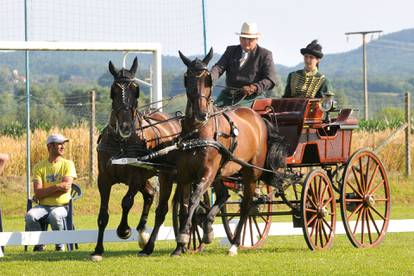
[25,205,68,248]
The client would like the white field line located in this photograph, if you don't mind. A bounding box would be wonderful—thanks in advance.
[0,219,413,247]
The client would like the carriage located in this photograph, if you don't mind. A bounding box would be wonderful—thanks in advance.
[114,95,391,252]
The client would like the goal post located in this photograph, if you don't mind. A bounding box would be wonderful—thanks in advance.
[0,41,163,108]
[0,40,163,200]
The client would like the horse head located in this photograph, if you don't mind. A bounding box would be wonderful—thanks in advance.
[108,57,140,139]
[179,48,214,123]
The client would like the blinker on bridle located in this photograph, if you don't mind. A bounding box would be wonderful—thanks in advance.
[183,69,212,93]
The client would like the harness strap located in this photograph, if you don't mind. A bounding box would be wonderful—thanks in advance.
[222,112,239,153]
[177,139,276,174]
[214,112,238,153]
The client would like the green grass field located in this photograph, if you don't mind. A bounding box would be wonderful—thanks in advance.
[1,174,414,275]
[1,233,413,275]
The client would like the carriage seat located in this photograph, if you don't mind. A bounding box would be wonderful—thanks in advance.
[251,98,308,126]
[273,111,303,125]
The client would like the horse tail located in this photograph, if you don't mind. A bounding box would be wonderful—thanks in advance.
[260,119,287,186]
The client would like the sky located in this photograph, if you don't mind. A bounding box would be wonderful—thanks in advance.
[205,0,414,66]
[0,0,412,67]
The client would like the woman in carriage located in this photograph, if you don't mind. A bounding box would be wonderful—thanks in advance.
[283,40,332,98]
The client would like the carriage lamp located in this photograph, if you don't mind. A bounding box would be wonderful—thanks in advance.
[319,91,335,112]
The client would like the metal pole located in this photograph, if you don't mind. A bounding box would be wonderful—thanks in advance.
[149,65,153,103]
[201,0,207,56]
[362,34,368,120]
[89,90,96,185]
[24,0,31,200]
[345,30,382,120]
[153,47,162,110]
[405,92,411,176]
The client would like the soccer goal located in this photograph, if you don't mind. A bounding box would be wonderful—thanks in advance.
[0,41,163,201]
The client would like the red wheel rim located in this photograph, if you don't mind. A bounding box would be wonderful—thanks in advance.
[341,150,391,248]
[302,169,336,250]
[221,183,273,249]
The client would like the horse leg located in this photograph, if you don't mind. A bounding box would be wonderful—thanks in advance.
[91,174,112,261]
[135,179,155,249]
[117,176,141,239]
[202,180,230,244]
[228,171,256,256]
[170,180,190,256]
[139,174,173,256]
[171,171,215,257]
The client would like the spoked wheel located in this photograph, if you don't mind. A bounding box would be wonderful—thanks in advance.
[220,181,273,249]
[341,149,390,248]
[172,191,211,252]
[301,169,336,250]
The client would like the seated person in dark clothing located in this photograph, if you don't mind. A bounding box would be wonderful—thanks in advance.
[283,40,331,98]
[211,22,277,107]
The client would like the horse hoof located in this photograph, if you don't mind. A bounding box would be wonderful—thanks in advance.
[227,250,238,257]
[138,231,150,249]
[170,246,183,257]
[91,255,103,262]
[117,228,132,240]
[228,245,238,257]
[196,243,206,253]
[137,251,150,257]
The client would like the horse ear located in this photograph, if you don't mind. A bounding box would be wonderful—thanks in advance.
[179,51,191,67]
[109,61,118,77]
[202,47,213,65]
[130,57,138,75]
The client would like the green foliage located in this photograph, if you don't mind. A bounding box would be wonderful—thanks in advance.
[357,107,411,132]
[374,107,405,121]
[0,121,25,136]
[358,118,405,132]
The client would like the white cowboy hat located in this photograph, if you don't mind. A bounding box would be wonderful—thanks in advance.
[236,22,261,39]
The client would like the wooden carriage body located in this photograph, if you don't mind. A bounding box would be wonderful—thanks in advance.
[251,98,358,166]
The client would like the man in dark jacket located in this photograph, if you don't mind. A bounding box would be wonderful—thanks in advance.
[211,22,277,107]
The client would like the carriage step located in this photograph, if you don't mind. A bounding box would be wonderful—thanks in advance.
[292,209,303,228]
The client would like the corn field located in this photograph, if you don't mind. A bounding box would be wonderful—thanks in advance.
[0,126,412,179]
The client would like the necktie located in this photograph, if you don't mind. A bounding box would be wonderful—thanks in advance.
[239,51,249,68]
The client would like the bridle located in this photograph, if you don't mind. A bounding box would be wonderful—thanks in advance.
[184,67,214,121]
[109,76,140,138]
[111,77,138,113]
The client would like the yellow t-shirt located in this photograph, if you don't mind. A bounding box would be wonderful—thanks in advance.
[33,158,77,206]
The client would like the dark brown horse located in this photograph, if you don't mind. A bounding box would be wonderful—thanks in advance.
[91,58,181,261]
[172,49,285,256]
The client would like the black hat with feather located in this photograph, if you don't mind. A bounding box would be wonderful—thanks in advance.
[300,40,323,59]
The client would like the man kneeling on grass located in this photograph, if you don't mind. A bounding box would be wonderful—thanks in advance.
[25,134,77,252]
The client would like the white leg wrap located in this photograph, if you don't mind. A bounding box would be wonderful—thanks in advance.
[138,230,150,249]
[228,244,238,256]
[177,233,190,244]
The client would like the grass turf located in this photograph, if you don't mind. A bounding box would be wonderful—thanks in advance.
[0,233,413,275]
[0,175,413,275]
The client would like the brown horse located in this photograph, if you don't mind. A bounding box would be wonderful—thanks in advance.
[91,58,181,261]
[172,49,285,256]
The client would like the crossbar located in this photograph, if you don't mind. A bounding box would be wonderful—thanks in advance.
[0,41,161,52]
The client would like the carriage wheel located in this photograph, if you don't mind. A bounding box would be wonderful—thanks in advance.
[301,169,336,250]
[341,149,390,248]
[172,191,210,252]
[220,181,273,249]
